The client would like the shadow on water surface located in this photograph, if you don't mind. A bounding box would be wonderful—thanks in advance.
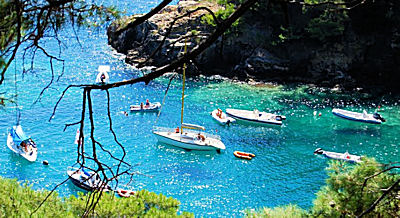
[333,127,382,137]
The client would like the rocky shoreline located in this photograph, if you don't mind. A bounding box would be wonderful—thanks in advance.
[107,0,400,94]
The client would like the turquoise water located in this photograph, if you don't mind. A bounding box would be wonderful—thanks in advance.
[1,1,399,216]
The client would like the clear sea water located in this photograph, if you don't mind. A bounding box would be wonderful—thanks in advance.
[0,1,399,216]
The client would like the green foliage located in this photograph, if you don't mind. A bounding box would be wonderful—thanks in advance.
[201,0,240,28]
[0,0,121,82]
[305,10,348,41]
[246,204,307,218]
[247,157,400,217]
[311,158,400,217]
[0,177,192,217]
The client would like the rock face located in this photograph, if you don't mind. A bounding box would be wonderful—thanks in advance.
[107,0,400,93]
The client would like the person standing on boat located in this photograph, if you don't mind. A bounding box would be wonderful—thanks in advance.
[101,74,106,83]
[145,99,150,108]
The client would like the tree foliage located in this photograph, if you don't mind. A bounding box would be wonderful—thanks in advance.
[0,0,120,85]
[248,158,400,217]
[0,176,192,217]
[312,158,400,217]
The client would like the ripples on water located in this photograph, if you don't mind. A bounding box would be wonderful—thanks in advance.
[0,1,399,216]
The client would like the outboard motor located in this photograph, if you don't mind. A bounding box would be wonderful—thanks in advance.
[314,148,324,155]
[373,113,386,122]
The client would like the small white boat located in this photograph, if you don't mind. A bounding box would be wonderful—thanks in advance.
[153,126,225,152]
[67,167,111,192]
[314,148,362,163]
[211,109,235,125]
[7,126,37,162]
[130,102,161,112]
[95,65,110,83]
[332,108,385,124]
[225,108,285,126]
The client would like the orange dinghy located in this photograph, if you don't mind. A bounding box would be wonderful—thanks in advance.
[117,189,136,198]
[234,151,255,160]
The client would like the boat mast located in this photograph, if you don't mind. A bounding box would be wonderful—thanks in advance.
[180,40,187,134]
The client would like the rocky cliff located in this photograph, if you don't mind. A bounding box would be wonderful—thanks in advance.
[108,0,400,93]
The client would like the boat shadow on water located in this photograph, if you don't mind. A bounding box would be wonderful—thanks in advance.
[156,142,223,155]
[333,127,382,137]
[67,180,88,194]
[8,152,36,165]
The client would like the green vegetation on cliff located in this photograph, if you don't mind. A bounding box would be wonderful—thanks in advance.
[0,177,192,217]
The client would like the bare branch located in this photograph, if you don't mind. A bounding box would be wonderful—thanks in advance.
[115,0,173,35]
[358,178,400,217]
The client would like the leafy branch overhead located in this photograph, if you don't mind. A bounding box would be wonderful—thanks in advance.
[0,0,120,85]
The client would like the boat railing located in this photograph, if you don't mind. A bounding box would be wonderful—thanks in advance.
[153,126,222,140]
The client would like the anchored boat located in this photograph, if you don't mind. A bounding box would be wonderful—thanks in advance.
[130,102,161,112]
[67,167,111,192]
[95,65,110,83]
[314,148,362,163]
[233,151,255,160]
[226,108,286,126]
[211,109,235,125]
[153,41,225,152]
[7,126,37,162]
[332,108,385,124]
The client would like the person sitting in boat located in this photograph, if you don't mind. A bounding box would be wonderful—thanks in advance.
[217,109,222,119]
[197,133,205,142]
[145,99,150,108]
[175,127,180,133]
[140,102,144,110]
[20,141,28,152]
[28,138,37,148]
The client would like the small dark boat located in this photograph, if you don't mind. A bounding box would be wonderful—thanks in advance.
[67,167,111,192]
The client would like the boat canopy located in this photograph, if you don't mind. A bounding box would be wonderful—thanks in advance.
[98,65,110,73]
[182,123,205,130]
[96,65,110,83]
[11,126,29,144]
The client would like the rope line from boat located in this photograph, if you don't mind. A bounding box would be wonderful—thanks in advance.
[153,73,177,130]
[14,58,21,126]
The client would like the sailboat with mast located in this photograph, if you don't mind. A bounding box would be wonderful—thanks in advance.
[152,43,225,153]
[6,70,37,162]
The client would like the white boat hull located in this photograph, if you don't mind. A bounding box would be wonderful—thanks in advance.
[130,102,161,112]
[332,108,382,124]
[226,108,284,126]
[153,130,225,151]
[315,148,362,163]
[7,133,37,162]
[211,109,235,125]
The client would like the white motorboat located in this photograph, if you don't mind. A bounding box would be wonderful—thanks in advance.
[314,148,362,163]
[95,65,110,83]
[153,42,225,152]
[332,108,385,124]
[211,109,235,125]
[7,126,37,162]
[130,102,161,112]
[67,167,111,192]
[225,108,286,126]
